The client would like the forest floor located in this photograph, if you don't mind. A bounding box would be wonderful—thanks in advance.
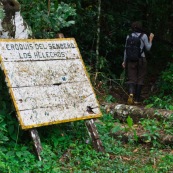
[92,69,173,172]
[96,74,157,106]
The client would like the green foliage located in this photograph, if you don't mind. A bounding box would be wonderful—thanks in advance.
[159,63,173,94]
[104,95,116,103]
[1,108,173,172]
[0,1,173,172]
[145,63,173,110]
[157,154,173,172]
[126,115,133,129]
[0,114,8,144]
[19,0,76,38]
[126,116,138,142]
[0,7,5,20]
[163,114,173,136]
[17,0,173,90]
[140,118,160,147]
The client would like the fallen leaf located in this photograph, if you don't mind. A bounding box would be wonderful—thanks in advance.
[133,148,139,153]
[122,156,130,161]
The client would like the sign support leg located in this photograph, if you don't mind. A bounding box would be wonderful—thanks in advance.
[29,128,42,161]
[85,119,105,152]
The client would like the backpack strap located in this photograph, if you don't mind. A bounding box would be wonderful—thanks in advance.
[138,33,143,39]
[133,32,145,55]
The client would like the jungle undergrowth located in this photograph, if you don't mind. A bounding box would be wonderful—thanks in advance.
[0,64,173,172]
[1,109,173,172]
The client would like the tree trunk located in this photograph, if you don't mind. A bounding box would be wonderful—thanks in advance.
[103,103,173,123]
[0,0,42,160]
[99,102,173,145]
[95,0,101,73]
[0,0,31,39]
[110,122,173,145]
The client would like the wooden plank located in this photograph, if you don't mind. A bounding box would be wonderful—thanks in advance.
[11,81,97,110]
[0,38,78,61]
[17,106,101,129]
[1,59,87,87]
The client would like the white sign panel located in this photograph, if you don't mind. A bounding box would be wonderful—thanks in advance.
[0,38,102,129]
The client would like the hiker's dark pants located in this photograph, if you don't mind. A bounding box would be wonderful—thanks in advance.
[126,57,147,85]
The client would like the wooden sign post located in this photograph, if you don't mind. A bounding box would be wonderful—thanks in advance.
[0,38,104,159]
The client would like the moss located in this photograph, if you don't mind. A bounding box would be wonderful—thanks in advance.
[0,5,5,20]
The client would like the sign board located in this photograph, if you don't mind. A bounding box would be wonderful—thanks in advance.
[0,38,102,129]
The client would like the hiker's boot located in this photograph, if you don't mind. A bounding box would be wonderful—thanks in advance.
[127,93,134,105]
[127,83,135,105]
[134,85,142,104]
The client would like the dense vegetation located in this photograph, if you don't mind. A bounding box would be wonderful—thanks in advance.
[0,0,173,172]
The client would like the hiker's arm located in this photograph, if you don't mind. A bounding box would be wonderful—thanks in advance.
[149,33,154,43]
[122,36,128,68]
[122,49,126,68]
[143,34,153,51]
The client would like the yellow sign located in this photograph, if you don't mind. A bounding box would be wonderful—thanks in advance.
[0,38,102,129]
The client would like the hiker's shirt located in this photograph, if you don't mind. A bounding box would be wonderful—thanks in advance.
[124,32,152,62]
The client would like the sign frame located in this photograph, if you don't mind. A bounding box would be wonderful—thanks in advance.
[0,38,102,129]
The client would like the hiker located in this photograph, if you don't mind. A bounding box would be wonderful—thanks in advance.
[122,21,154,104]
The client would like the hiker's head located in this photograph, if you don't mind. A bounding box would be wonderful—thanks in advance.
[131,21,143,32]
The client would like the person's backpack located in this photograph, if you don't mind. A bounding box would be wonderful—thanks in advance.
[125,33,143,61]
